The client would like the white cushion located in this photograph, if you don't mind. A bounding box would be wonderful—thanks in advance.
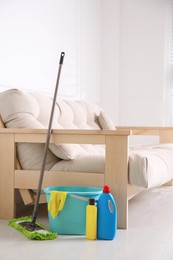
[47,98,103,160]
[0,89,105,167]
[50,154,105,173]
[49,143,79,160]
[17,143,58,170]
[98,111,115,130]
[0,89,59,170]
[0,89,40,122]
[129,144,173,188]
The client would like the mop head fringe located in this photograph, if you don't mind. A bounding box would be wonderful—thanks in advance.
[8,216,57,240]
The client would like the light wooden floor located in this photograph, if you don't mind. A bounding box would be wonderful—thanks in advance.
[1,186,173,260]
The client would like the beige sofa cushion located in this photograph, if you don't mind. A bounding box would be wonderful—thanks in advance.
[49,105,115,159]
[98,111,115,130]
[129,144,173,188]
[0,89,105,167]
[51,154,105,173]
[0,89,59,170]
[46,98,104,160]
[17,143,58,170]
[49,141,80,160]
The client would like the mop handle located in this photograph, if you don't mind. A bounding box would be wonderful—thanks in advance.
[32,52,65,224]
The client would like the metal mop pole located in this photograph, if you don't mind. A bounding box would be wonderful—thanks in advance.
[31,52,65,225]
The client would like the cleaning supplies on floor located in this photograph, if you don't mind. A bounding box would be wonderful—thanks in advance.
[86,198,97,240]
[97,185,117,240]
[48,191,67,218]
[44,186,102,235]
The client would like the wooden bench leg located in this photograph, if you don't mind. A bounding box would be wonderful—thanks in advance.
[0,133,16,219]
[105,134,128,229]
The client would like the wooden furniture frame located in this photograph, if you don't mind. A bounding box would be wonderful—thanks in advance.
[0,126,173,229]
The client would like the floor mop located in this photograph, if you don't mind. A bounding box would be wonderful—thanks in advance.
[8,52,65,240]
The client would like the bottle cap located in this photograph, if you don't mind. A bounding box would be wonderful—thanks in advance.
[89,198,95,205]
[103,185,110,193]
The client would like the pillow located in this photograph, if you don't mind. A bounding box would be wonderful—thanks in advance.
[9,115,59,170]
[50,110,115,160]
[49,143,80,160]
[48,121,80,160]
[17,143,58,170]
[98,111,115,130]
[0,89,59,170]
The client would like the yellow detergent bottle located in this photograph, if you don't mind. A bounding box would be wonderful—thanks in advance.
[86,198,97,240]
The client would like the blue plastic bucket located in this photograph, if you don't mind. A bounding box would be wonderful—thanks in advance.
[44,186,102,235]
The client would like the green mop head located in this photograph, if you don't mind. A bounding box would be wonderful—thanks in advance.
[8,216,57,240]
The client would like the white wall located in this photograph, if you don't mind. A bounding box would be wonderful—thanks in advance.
[100,0,170,126]
[118,0,169,126]
[0,0,170,126]
[0,0,101,102]
[79,0,101,102]
[100,0,120,123]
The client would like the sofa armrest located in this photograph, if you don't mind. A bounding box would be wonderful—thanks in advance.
[0,128,131,144]
[0,128,130,227]
[116,126,173,143]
